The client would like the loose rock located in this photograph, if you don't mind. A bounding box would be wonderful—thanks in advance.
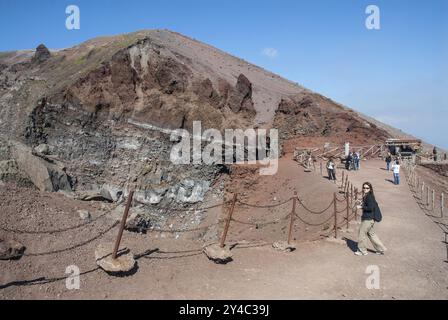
[0,239,26,260]
[272,240,296,252]
[95,243,136,273]
[203,243,233,264]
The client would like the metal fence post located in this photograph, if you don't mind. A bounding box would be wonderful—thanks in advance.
[333,193,338,238]
[442,193,444,218]
[346,191,349,230]
[288,191,297,244]
[220,193,237,248]
[112,190,134,260]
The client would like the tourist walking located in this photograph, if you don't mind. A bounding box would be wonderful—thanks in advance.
[354,152,360,170]
[326,157,336,183]
[355,182,387,256]
[392,160,400,185]
[346,152,353,171]
[385,153,392,171]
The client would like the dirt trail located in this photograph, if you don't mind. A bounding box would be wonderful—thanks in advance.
[1,159,447,299]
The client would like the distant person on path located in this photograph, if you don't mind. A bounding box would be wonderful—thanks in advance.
[354,152,360,170]
[346,152,353,171]
[385,153,392,171]
[355,182,387,256]
[392,160,400,185]
[326,157,336,183]
[433,147,438,161]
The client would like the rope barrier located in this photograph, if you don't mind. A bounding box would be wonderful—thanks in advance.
[236,198,292,208]
[230,212,291,227]
[23,221,119,257]
[336,205,349,214]
[0,267,101,290]
[294,213,334,227]
[0,211,110,235]
[296,197,334,215]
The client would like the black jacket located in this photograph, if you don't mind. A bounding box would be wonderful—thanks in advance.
[361,193,376,221]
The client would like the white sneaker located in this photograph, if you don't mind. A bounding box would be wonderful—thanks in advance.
[354,251,368,256]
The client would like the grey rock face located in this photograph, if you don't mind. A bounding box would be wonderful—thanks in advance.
[31,44,51,64]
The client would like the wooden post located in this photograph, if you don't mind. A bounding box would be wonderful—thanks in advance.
[346,191,349,230]
[112,190,134,259]
[441,193,444,218]
[287,191,297,244]
[421,182,424,200]
[350,184,354,205]
[220,193,237,248]
[432,190,435,211]
[333,193,338,238]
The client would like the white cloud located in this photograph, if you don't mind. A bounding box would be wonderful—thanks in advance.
[261,47,278,59]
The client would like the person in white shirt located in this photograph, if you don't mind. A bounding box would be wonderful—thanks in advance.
[392,160,400,185]
[326,157,336,183]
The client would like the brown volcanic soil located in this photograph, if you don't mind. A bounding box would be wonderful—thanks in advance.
[1,159,447,299]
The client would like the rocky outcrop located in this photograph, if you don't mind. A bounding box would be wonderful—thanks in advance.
[10,141,72,192]
[31,44,51,64]
[226,74,255,114]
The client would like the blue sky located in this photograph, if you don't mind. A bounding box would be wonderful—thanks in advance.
[1,0,447,148]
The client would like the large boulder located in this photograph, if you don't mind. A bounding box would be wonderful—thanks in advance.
[11,142,71,192]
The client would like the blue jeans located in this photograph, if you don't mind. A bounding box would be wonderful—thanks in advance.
[386,162,390,171]
[393,173,400,185]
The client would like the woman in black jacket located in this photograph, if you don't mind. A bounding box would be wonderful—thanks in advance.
[355,182,387,256]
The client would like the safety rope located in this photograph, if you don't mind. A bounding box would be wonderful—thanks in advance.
[296,197,334,215]
[23,221,119,257]
[0,211,109,235]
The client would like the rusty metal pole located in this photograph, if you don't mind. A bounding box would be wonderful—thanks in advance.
[346,191,349,230]
[350,184,354,205]
[287,192,297,244]
[432,190,435,211]
[441,193,444,218]
[333,193,338,238]
[421,182,424,200]
[220,193,237,248]
[112,190,134,260]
